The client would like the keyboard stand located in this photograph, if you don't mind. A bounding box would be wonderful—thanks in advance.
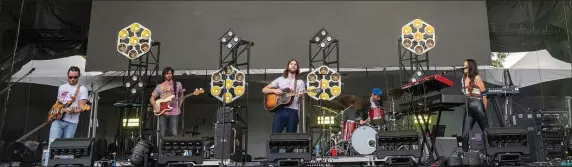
[489,96,506,127]
[408,98,442,163]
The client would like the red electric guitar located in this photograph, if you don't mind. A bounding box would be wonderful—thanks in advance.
[153,88,204,115]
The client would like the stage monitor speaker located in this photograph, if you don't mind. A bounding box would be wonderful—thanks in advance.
[376,131,421,159]
[158,136,204,165]
[214,123,244,162]
[267,133,311,162]
[484,128,530,156]
[48,138,104,167]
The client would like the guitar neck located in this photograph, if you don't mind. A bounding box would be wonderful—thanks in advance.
[16,121,52,142]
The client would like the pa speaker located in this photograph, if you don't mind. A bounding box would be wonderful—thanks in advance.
[48,138,104,167]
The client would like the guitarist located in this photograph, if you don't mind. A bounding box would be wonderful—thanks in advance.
[262,59,305,136]
[48,66,89,143]
[150,67,184,137]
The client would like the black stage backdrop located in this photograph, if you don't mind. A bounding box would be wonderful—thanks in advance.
[86,1,491,71]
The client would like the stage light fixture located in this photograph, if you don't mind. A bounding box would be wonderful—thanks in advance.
[210,65,246,104]
[124,74,144,96]
[401,19,436,55]
[317,116,335,125]
[311,28,336,48]
[219,29,244,50]
[117,23,152,60]
[306,65,341,101]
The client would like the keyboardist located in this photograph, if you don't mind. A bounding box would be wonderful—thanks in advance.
[461,59,488,152]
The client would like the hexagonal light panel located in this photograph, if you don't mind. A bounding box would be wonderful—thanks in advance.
[306,65,341,101]
[117,23,152,60]
[210,65,246,104]
[401,19,436,55]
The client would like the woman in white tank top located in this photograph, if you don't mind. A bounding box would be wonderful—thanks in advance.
[461,59,488,152]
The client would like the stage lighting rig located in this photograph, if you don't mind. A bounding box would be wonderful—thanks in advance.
[210,65,246,104]
[398,19,435,85]
[117,23,152,60]
[401,19,436,55]
[115,22,161,158]
[306,65,341,101]
[308,28,340,70]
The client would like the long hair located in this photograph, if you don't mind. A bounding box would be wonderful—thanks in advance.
[282,59,300,79]
[162,67,174,80]
[464,59,479,92]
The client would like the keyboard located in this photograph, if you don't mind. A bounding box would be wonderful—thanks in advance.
[401,74,453,96]
[399,93,465,112]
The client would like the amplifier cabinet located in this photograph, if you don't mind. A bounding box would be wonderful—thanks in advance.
[214,123,244,162]
[48,138,103,167]
[158,136,204,164]
[216,107,240,124]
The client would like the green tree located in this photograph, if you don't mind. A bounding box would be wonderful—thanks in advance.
[492,52,509,68]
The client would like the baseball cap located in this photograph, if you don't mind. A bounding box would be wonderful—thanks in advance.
[372,88,382,96]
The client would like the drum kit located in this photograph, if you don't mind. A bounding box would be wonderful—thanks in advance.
[313,88,405,156]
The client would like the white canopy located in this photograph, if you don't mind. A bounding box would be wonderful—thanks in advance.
[10,55,122,92]
[483,49,572,88]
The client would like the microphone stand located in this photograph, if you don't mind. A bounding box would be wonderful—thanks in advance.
[0,68,34,139]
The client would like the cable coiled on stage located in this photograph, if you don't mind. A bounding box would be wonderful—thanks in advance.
[130,139,153,167]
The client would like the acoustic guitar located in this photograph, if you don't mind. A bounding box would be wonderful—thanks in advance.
[154,88,204,116]
[15,101,90,142]
[264,88,318,112]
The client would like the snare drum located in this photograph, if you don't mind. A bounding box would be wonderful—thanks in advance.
[369,107,385,120]
[341,120,357,141]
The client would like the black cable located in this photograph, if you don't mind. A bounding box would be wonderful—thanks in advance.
[0,0,25,141]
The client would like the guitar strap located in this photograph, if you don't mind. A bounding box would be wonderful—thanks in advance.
[61,84,81,120]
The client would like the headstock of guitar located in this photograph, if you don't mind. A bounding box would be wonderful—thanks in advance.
[192,88,205,95]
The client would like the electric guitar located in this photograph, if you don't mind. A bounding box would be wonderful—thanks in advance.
[264,88,319,112]
[15,101,90,142]
[154,88,204,115]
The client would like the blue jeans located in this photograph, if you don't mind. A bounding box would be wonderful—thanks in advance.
[270,108,298,153]
[159,115,179,137]
[48,120,78,143]
[272,108,299,133]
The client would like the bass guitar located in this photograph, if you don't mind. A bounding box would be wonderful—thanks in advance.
[264,88,318,112]
[154,88,204,115]
[15,101,90,142]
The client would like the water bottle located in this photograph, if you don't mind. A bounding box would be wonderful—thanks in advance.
[41,143,49,167]
[314,145,320,156]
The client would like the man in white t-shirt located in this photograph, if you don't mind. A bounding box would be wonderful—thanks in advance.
[262,59,305,134]
[48,66,89,143]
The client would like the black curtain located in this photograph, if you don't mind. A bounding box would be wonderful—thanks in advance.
[487,0,572,63]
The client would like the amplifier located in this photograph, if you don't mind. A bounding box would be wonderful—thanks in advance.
[48,138,104,167]
[267,133,311,162]
[216,107,240,124]
[214,123,244,161]
[158,136,204,164]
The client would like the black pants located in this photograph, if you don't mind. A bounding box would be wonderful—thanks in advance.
[159,115,179,137]
[461,97,488,151]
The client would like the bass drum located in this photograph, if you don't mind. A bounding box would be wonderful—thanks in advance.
[350,125,378,155]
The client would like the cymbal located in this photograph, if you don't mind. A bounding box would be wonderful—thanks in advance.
[312,105,339,114]
[314,100,346,110]
[337,95,366,110]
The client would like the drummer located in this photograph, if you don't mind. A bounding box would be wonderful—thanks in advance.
[356,88,385,126]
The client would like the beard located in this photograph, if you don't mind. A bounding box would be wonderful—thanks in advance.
[288,68,297,74]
